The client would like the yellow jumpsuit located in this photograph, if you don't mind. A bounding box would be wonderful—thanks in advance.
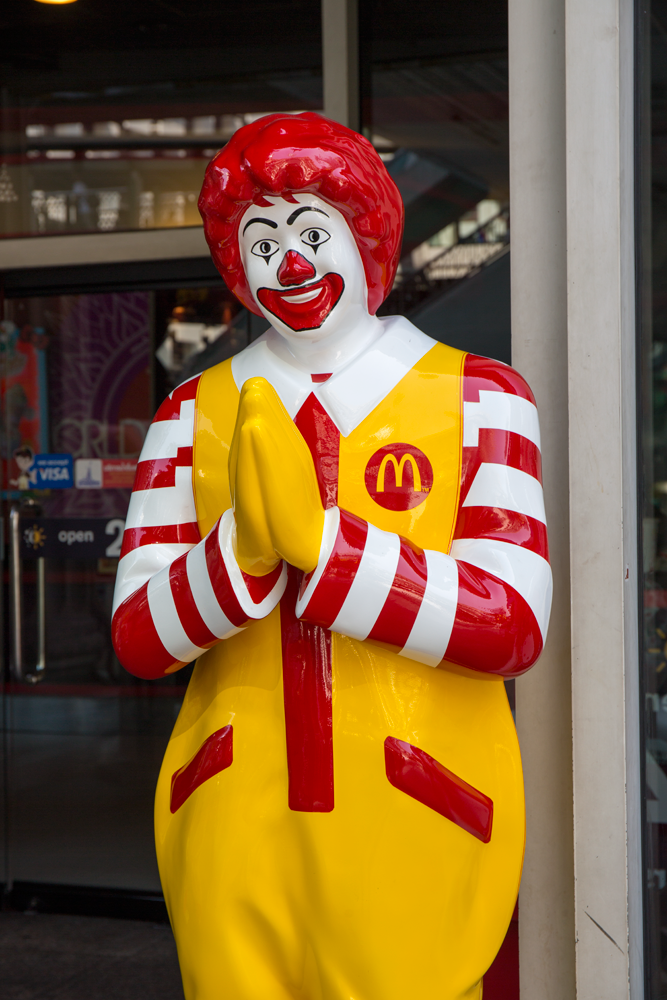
[155,342,524,1000]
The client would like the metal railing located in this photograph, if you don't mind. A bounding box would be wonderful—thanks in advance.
[380,205,510,317]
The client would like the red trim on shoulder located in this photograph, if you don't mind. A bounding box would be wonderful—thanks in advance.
[463,354,536,405]
[445,561,543,677]
[133,447,193,491]
[153,375,201,422]
[120,522,200,559]
[112,586,181,679]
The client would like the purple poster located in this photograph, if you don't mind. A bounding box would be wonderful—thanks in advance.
[46,291,152,517]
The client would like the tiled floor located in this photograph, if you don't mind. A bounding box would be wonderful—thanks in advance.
[0,911,184,1000]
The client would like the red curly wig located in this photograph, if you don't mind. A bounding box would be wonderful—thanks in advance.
[198,112,404,317]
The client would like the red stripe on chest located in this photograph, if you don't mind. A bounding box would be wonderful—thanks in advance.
[281,569,334,812]
[279,393,340,812]
[294,392,340,508]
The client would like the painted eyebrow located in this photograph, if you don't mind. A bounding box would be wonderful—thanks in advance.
[286,206,330,226]
[242,217,278,234]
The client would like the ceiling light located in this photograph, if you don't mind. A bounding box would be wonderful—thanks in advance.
[34,1,78,5]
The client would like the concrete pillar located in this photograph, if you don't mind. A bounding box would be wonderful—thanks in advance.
[509,0,642,996]
[508,2,576,997]
[321,0,359,131]
[565,0,641,995]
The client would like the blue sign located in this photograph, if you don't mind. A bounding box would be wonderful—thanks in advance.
[34,454,73,490]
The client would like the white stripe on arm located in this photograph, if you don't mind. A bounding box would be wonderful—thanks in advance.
[125,470,198,530]
[112,512,287,680]
[138,398,195,461]
[115,378,200,618]
[296,505,551,676]
[400,550,459,667]
[186,540,243,640]
[329,524,401,640]
[216,510,288,620]
[113,543,193,616]
[450,536,553,640]
[462,463,547,523]
[147,564,210,663]
[463,389,541,448]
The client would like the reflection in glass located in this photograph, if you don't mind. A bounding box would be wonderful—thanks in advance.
[0,2,322,237]
[1,283,252,893]
[640,1,667,994]
[363,2,510,362]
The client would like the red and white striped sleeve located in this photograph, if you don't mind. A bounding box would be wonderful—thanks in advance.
[296,355,552,678]
[112,375,286,680]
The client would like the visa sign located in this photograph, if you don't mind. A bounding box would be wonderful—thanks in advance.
[34,454,73,489]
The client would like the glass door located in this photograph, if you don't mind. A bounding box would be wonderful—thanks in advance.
[0,279,255,906]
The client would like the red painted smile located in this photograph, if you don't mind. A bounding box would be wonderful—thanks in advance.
[257,273,344,331]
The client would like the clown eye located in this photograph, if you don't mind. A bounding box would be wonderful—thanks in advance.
[300,227,330,252]
[251,238,280,262]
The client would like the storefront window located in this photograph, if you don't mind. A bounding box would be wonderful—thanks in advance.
[0,283,251,684]
[362,0,510,363]
[0,279,258,894]
[0,2,321,238]
[639,0,667,994]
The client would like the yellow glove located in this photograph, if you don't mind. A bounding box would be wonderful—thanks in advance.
[229,377,325,576]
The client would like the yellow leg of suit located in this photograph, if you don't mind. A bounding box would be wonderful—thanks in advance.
[155,614,522,1000]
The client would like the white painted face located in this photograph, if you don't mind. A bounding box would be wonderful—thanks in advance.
[238,193,370,344]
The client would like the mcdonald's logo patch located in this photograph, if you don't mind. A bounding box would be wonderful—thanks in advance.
[364,444,433,511]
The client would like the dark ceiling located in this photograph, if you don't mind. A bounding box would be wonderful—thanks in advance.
[0,1,321,59]
[0,1,507,77]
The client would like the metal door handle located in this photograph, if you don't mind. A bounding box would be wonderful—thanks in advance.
[10,506,46,684]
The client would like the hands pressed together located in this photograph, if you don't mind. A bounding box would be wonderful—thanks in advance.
[229,377,325,577]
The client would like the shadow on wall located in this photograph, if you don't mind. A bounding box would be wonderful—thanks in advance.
[409,249,511,365]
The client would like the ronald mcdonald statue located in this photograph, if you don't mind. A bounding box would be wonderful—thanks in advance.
[112,113,552,1000]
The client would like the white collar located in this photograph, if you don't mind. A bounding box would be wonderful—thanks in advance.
[230,315,436,438]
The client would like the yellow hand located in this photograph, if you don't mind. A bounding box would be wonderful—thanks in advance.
[228,403,280,577]
[229,377,325,576]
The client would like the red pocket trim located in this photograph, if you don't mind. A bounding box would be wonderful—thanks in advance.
[384,736,493,843]
[170,726,233,813]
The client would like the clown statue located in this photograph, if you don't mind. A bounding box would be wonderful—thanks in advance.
[112,113,551,1000]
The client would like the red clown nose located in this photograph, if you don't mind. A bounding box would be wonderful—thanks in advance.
[277,250,316,286]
